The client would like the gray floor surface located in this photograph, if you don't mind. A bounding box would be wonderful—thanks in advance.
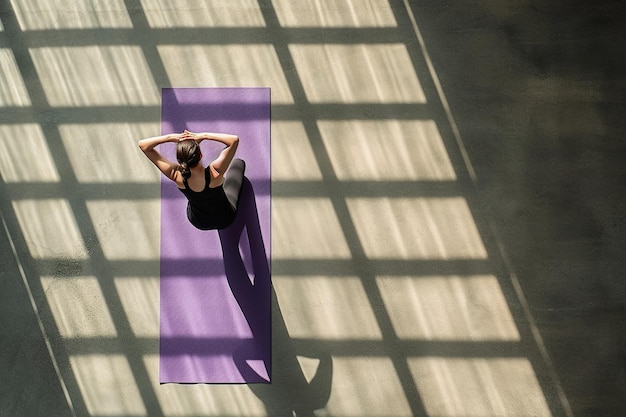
[1,1,624,416]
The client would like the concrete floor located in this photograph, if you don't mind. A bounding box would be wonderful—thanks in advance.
[1,1,624,416]
[413,1,626,415]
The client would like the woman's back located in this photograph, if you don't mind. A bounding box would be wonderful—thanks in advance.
[180,167,236,230]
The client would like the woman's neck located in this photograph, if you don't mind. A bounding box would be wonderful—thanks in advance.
[190,163,205,174]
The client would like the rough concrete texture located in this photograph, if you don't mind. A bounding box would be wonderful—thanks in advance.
[0,1,623,416]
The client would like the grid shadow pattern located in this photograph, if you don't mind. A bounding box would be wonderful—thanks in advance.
[0,1,573,416]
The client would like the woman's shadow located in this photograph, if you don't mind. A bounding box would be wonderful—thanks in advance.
[218,177,333,416]
[218,176,271,381]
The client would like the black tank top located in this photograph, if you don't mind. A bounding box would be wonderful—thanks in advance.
[179,168,235,230]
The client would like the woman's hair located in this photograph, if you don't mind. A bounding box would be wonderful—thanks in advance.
[176,139,202,180]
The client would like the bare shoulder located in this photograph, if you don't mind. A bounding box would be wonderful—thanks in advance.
[208,162,224,187]
[171,169,185,188]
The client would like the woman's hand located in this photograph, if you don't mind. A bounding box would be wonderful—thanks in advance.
[180,130,202,143]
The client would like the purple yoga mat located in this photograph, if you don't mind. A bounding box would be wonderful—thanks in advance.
[159,88,271,383]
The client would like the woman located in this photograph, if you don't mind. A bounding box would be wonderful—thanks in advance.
[142,130,270,379]
[138,130,244,230]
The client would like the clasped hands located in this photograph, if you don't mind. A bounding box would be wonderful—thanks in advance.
[177,130,202,143]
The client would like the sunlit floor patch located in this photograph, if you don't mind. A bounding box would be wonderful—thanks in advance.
[271,0,397,27]
[319,356,412,417]
[10,0,133,30]
[12,199,89,259]
[347,197,488,260]
[59,123,160,183]
[376,275,520,341]
[114,277,159,337]
[157,44,294,104]
[318,119,456,181]
[71,354,147,416]
[409,357,552,417]
[85,199,160,260]
[272,121,323,181]
[289,43,426,103]
[0,48,31,106]
[0,124,59,182]
[29,46,160,106]
[41,276,117,338]
[142,355,266,416]
[274,275,382,339]
[272,197,352,259]
[140,0,266,28]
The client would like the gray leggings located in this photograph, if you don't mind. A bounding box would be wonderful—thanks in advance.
[224,158,246,211]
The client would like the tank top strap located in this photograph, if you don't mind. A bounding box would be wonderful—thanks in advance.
[181,167,211,191]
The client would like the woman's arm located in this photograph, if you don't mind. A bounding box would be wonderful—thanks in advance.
[138,133,182,181]
[184,131,239,175]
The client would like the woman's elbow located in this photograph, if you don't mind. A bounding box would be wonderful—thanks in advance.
[138,139,149,152]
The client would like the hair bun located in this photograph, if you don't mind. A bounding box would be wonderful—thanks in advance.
[176,140,201,180]
[178,162,191,179]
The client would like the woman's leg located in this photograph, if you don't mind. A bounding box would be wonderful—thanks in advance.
[224,159,246,210]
